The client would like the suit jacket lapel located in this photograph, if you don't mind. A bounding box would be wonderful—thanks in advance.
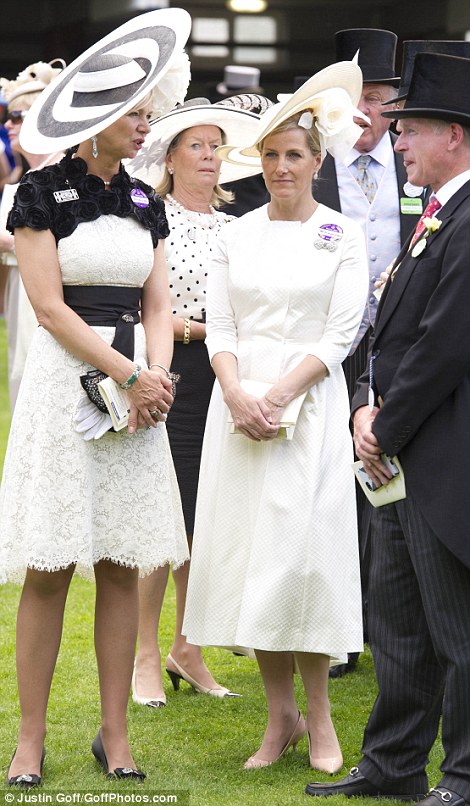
[317,155,341,211]
[391,132,428,242]
[374,180,470,339]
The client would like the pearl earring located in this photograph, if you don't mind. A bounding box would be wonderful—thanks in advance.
[92,136,98,159]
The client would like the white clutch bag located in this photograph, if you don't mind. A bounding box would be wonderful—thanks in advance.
[228,379,307,441]
[353,454,406,507]
[98,376,130,431]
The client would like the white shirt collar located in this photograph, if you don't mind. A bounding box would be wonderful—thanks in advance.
[346,131,393,169]
[434,170,470,208]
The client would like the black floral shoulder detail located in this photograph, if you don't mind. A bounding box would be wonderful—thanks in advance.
[7,148,169,248]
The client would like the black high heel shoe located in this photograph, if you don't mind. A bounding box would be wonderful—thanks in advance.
[92,732,145,781]
[7,747,46,787]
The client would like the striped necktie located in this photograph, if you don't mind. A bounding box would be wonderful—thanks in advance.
[355,154,377,203]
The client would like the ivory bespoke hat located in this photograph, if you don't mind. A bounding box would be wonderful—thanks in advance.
[1,60,66,106]
[19,8,191,154]
[335,28,399,85]
[126,94,273,185]
[382,52,470,125]
[392,40,470,102]
[215,60,367,169]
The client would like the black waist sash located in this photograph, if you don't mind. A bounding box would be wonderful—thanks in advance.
[63,285,141,360]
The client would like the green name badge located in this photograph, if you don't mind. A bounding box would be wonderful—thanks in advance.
[400,197,423,215]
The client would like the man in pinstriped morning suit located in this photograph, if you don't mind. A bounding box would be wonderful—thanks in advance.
[306,52,470,806]
[314,28,425,677]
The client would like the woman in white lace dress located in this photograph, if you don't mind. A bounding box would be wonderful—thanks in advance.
[0,9,191,786]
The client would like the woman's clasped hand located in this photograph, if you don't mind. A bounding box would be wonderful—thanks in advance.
[225,386,283,440]
[127,366,174,431]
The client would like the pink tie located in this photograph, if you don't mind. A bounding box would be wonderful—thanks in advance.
[410,197,442,246]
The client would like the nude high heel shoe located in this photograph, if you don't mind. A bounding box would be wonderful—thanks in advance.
[165,653,240,698]
[308,730,343,774]
[131,661,166,708]
[244,711,307,770]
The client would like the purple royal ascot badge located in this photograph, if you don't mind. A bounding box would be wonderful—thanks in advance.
[314,223,343,252]
[130,188,149,209]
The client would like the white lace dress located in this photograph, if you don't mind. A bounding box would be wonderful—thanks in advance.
[0,214,189,584]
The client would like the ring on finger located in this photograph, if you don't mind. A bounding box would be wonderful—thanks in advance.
[149,408,161,420]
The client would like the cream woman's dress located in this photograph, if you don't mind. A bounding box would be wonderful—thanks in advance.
[183,203,368,659]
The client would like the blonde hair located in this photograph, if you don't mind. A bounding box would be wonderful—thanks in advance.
[257,111,321,157]
[156,128,234,208]
[128,91,153,115]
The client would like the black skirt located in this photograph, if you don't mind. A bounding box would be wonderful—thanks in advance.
[166,338,215,536]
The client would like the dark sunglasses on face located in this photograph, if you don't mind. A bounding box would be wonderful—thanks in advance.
[6,110,27,123]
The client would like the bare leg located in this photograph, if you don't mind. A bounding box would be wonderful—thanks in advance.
[245,650,305,768]
[134,564,169,699]
[8,566,75,779]
[167,552,222,691]
[295,652,342,773]
[136,535,230,696]
[94,560,139,772]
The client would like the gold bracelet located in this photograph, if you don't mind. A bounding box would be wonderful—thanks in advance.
[265,394,285,408]
[183,317,191,345]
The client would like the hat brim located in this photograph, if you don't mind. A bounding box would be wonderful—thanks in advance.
[382,106,470,125]
[216,60,363,166]
[126,104,264,186]
[382,90,407,105]
[363,76,400,86]
[19,8,191,154]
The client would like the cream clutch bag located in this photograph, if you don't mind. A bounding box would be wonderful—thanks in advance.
[353,454,406,507]
[228,379,307,441]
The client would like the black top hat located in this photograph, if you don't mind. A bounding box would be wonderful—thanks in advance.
[335,28,399,85]
[382,52,470,126]
[394,40,470,102]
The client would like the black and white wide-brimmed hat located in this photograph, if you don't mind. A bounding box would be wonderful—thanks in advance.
[19,8,191,154]
[127,94,273,185]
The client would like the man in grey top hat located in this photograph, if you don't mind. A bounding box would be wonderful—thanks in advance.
[314,28,426,678]
[306,50,470,806]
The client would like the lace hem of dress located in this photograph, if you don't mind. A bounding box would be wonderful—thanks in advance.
[2,551,189,585]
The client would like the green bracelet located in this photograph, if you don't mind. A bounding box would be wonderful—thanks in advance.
[119,363,142,390]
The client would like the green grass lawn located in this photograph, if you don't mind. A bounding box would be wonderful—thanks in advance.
[0,317,443,804]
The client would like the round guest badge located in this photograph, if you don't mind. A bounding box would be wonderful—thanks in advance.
[314,223,343,251]
[130,188,149,208]
[403,181,424,198]
[411,239,427,258]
